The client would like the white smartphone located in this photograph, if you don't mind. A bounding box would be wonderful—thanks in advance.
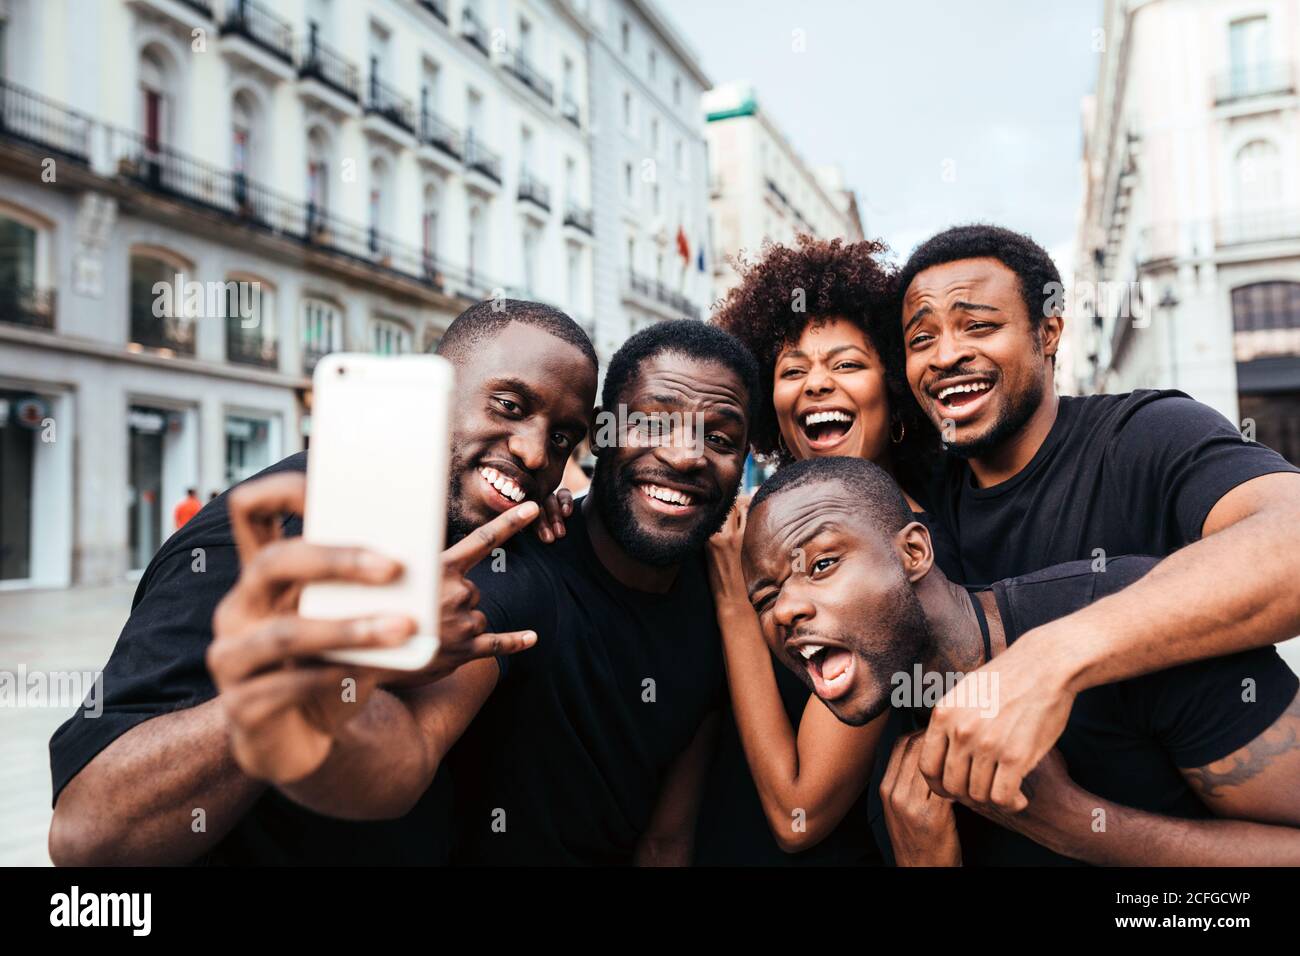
[299,353,453,670]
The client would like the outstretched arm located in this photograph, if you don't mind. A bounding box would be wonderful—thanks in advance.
[924,471,1300,811]
[706,500,884,853]
[970,691,1300,865]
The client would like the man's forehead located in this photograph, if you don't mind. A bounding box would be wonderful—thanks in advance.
[467,326,594,389]
[751,484,862,549]
[627,353,747,407]
[904,257,1016,303]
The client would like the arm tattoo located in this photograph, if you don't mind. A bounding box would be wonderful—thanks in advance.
[1184,696,1300,799]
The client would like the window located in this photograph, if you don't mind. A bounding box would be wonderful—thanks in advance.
[301,297,343,373]
[130,251,195,355]
[371,316,412,355]
[522,224,541,295]
[652,183,660,215]
[225,277,277,369]
[674,138,684,175]
[1235,139,1282,213]
[621,20,629,55]
[422,183,441,273]
[672,75,681,107]
[0,213,48,329]
[1228,16,1270,96]
[648,49,657,81]
[626,236,635,272]
[1232,282,1300,334]
[650,117,660,153]
[623,161,634,199]
[623,90,633,130]
[567,244,581,312]
[138,46,172,151]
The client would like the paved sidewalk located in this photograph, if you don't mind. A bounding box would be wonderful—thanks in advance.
[0,583,135,866]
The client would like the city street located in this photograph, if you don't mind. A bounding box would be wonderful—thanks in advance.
[0,583,134,865]
[2,581,1300,867]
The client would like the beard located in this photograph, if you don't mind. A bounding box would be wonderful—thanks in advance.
[445,448,475,544]
[590,453,737,566]
[823,573,934,727]
[944,371,1044,461]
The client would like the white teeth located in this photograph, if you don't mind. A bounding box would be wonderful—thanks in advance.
[479,467,525,503]
[640,484,693,506]
[802,410,853,426]
[937,381,992,401]
[798,644,824,661]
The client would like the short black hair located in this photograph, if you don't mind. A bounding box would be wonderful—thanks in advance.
[436,298,598,371]
[601,320,761,426]
[897,224,1062,328]
[750,455,913,540]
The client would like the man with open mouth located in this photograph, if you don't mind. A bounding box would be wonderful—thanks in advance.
[48,299,598,865]
[741,456,1300,866]
[895,222,1300,816]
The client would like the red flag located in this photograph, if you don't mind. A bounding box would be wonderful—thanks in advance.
[676,226,690,264]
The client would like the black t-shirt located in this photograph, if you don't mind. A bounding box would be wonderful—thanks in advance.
[449,501,725,865]
[929,390,1299,586]
[47,452,452,865]
[868,556,1300,865]
[694,511,957,866]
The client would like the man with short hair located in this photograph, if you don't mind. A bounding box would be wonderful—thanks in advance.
[48,299,598,865]
[211,321,758,865]
[741,456,1300,865]
[895,223,1300,812]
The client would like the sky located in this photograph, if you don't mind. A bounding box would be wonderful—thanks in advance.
[655,0,1104,274]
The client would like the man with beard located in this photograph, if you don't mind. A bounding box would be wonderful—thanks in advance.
[742,456,1300,865]
[444,320,757,864]
[896,224,1300,814]
[47,300,597,865]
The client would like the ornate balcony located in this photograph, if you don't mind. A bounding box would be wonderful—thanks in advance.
[518,169,551,212]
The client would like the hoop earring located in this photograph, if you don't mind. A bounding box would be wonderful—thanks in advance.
[890,419,906,444]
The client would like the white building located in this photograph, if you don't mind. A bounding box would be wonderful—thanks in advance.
[0,0,606,588]
[704,81,865,302]
[1071,0,1300,465]
[584,0,712,353]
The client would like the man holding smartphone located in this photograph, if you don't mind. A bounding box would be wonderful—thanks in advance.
[210,321,759,865]
[47,300,599,865]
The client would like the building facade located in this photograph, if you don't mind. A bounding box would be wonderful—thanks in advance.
[704,81,864,303]
[585,0,712,355]
[1071,0,1300,465]
[0,0,617,588]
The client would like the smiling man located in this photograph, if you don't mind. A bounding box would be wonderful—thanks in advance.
[895,223,1300,813]
[444,320,758,864]
[742,456,1300,866]
[47,299,597,865]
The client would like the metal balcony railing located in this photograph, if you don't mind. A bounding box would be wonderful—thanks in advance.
[504,49,554,104]
[302,344,332,376]
[366,73,415,133]
[0,78,92,161]
[221,0,294,65]
[461,7,489,55]
[0,284,56,330]
[130,303,196,355]
[418,0,449,25]
[627,272,700,319]
[419,109,462,159]
[226,328,279,369]
[465,135,502,183]
[563,202,593,234]
[518,169,550,211]
[300,26,360,101]
[1214,61,1295,104]
[1216,209,1300,247]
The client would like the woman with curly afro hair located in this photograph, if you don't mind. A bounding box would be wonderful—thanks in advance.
[693,234,956,866]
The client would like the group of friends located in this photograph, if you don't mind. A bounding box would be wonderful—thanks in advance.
[48,223,1300,866]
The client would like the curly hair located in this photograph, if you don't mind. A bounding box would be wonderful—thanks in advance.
[711,234,937,489]
[897,223,1062,328]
